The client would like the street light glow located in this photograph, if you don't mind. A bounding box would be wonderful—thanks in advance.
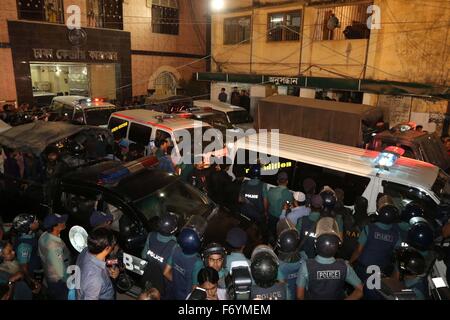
[211,0,225,12]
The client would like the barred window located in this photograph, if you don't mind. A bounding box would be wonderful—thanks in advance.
[313,3,372,41]
[17,0,64,24]
[224,16,251,45]
[152,5,179,35]
[267,11,302,42]
[86,0,123,30]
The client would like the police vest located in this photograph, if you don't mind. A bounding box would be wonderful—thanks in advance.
[145,232,177,270]
[306,259,347,300]
[171,246,200,300]
[338,213,363,260]
[279,260,302,300]
[240,180,265,222]
[250,282,287,300]
[14,234,42,276]
[299,216,317,259]
[358,224,400,272]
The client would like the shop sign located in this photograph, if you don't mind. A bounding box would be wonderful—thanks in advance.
[32,48,118,61]
[267,76,299,85]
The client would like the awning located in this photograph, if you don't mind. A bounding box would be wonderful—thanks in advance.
[196,72,450,100]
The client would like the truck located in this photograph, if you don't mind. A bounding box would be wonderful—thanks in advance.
[254,95,450,171]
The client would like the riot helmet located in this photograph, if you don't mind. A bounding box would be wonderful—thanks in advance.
[401,202,425,224]
[407,220,434,251]
[376,195,399,224]
[320,186,337,210]
[178,216,207,255]
[250,245,279,288]
[202,243,226,271]
[314,217,342,258]
[276,219,300,253]
[13,214,38,234]
[248,164,261,179]
[354,196,369,219]
[158,212,178,236]
[396,247,426,277]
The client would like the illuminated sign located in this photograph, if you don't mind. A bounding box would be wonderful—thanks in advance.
[111,121,128,133]
[245,161,293,173]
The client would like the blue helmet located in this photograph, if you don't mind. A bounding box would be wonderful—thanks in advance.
[407,221,434,251]
[178,228,202,255]
[158,212,178,236]
[401,202,425,224]
[248,164,261,179]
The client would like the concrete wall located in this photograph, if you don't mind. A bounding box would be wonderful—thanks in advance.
[366,0,450,85]
[212,1,369,78]
[132,55,205,97]
[124,0,207,96]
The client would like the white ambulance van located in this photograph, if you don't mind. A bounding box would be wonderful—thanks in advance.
[228,132,450,215]
[108,109,215,163]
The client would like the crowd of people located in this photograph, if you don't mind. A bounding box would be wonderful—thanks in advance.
[1,154,446,301]
[218,87,251,114]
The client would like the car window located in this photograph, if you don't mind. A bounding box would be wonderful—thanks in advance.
[129,123,152,146]
[61,192,97,226]
[108,117,129,140]
[382,181,438,217]
[232,148,370,205]
[133,180,211,225]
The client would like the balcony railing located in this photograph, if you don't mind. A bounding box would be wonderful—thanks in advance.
[17,0,64,24]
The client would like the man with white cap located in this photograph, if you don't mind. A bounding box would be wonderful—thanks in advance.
[279,191,311,226]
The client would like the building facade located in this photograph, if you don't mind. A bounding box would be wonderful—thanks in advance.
[0,0,207,106]
[200,0,450,135]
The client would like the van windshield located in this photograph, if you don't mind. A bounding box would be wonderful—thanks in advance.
[85,108,116,126]
[431,169,450,204]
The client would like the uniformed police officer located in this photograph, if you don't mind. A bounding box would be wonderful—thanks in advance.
[297,217,363,300]
[141,212,178,299]
[164,216,205,300]
[350,195,401,299]
[276,224,302,300]
[396,247,427,299]
[338,196,372,260]
[250,245,289,300]
[266,171,293,241]
[225,227,250,271]
[12,214,42,279]
[319,186,344,238]
[239,164,268,225]
[398,202,426,243]
[297,195,323,259]
[193,243,228,299]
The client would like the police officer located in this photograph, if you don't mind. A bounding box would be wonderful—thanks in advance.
[141,212,178,299]
[297,217,363,300]
[338,196,372,260]
[396,247,427,299]
[12,214,42,278]
[297,195,323,259]
[239,164,268,225]
[398,202,426,242]
[225,227,250,271]
[250,245,288,300]
[207,158,233,207]
[276,226,302,300]
[193,243,227,299]
[266,171,293,241]
[319,186,344,237]
[350,195,401,299]
[164,216,205,300]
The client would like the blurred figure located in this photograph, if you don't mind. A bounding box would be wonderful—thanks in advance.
[138,287,161,300]
[38,214,71,300]
[218,88,228,103]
